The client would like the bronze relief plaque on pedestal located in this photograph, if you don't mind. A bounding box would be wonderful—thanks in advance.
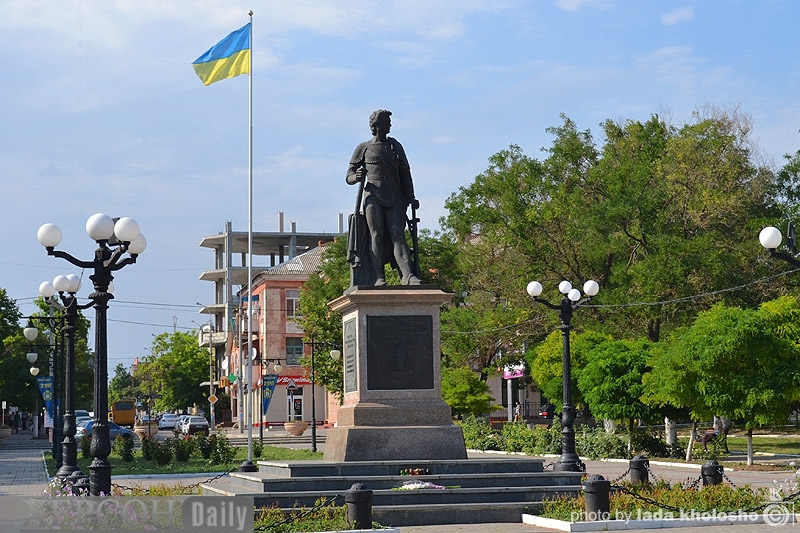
[366,315,433,390]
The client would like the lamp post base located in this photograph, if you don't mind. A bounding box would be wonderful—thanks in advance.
[89,461,112,496]
[554,454,584,472]
[238,460,258,472]
[67,471,90,494]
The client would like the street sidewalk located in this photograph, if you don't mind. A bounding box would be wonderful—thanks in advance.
[2,426,799,532]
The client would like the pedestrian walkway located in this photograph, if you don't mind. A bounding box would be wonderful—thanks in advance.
[1,427,799,532]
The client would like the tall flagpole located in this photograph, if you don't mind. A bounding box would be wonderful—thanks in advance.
[240,9,257,473]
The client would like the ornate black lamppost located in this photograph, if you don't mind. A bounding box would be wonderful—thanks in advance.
[526,279,599,472]
[23,317,61,456]
[37,214,146,496]
[304,338,341,453]
[759,224,800,267]
[25,274,91,489]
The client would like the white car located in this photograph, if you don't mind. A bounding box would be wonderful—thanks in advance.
[75,415,92,427]
[159,413,179,430]
[179,416,210,435]
[173,415,191,431]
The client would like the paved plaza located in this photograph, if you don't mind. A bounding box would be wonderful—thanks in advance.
[2,426,799,532]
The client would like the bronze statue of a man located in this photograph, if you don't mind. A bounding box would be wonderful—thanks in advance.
[346,109,421,286]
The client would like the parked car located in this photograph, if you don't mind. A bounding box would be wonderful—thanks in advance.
[173,415,191,431]
[74,415,92,427]
[159,413,179,430]
[78,420,137,441]
[539,403,556,419]
[180,416,210,436]
[74,409,90,419]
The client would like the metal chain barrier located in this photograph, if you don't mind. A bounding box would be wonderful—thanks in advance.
[608,465,631,484]
[644,461,666,484]
[609,467,800,519]
[253,493,344,532]
[683,474,703,490]
[111,465,237,495]
[611,483,684,513]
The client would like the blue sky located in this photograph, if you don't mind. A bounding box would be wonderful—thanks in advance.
[2,1,799,372]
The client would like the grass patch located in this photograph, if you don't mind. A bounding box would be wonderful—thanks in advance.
[44,444,321,477]
[725,436,800,456]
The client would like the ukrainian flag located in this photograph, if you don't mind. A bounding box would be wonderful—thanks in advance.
[192,23,251,86]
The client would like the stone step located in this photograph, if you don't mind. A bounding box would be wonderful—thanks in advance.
[202,481,581,526]
[203,479,580,508]
[228,470,578,492]
[373,501,546,527]
[200,457,583,526]
[225,435,316,446]
[254,457,546,478]
[0,441,53,450]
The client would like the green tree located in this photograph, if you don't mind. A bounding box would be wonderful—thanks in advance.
[527,329,612,414]
[442,110,777,349]
[644,298,800,464]
[296,238,350,403]
[441,366,499,417]
[108,363,135,405]
[139,331,209,413]
[441,145,555,378]
[578,338,653,438]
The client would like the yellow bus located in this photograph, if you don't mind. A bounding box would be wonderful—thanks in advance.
[110,400,136,428]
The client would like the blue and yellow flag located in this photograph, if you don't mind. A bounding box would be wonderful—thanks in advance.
[192,23,251,86]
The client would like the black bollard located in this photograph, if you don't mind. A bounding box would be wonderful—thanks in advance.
[701,460,723,486]
[345,483,373,529]
[582,474,610,521]
[630,455,650,485]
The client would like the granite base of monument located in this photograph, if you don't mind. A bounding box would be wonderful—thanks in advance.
[323,286,467,462]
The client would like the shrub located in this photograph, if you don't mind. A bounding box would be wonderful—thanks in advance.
[253,438,264,459]
[150,439,173,466]
[209,433,237,464]
[576,426,628,460]
[543,480,767,521]
[456,415,502,451]
[629,428,685,459]
[80,435,91,459]
[195,433,213,459]
[140,434,154,461]
[174,436,195,462]
[531,421,563,455]
[113,435,134,462]
[502,422,534,453]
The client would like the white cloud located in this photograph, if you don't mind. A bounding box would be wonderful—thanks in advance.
[660,7,695,25]
[555,0,610,12]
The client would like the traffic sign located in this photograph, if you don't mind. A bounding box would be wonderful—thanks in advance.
[208,394,218,404]
[286,379,298,391]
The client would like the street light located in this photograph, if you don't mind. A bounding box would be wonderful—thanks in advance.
[258,357,283,443]
[194,309,217,431]
[759,224,800,267]
[38,275,91,487]
[526,278,599,472]
[37,213,145,496]
[24,312,64,475]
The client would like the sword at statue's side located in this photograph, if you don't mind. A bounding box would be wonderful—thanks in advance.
[408,199,421,279]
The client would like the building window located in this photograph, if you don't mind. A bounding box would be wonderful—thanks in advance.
[286,337,304,365]
[286,289,301,318]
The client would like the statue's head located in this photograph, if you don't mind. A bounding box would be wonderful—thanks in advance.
[369,109,392,134]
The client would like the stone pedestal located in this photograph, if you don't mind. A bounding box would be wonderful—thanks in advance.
[324,286,467,462]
